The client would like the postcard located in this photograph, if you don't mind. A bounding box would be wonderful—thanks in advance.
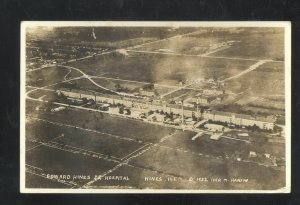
[20,21,291,193]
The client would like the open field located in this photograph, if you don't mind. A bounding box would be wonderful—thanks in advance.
[26,172,70,188]
[91,164,207,189]
[28,27,198,48]
[27,101,175,144]
[131,36,225,55]
[26,66,83,87]
[25,99,285,189]
[131,27,284,60]
[129,145,285,190]
[224,62,284,96]
[66,52,256,84]
[26,145,118,186]
[208,28,284,60]
[27,89,57,100]
[28,119,144,159]
[160,130,285,158]
[52,77,144,94]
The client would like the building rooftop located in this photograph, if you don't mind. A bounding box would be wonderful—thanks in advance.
[60,88,276,123]
[205,110,276,123]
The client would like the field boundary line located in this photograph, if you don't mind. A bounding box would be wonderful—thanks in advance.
[121,144,151,161]
[82,130,178,188]
[80,163,125,189]
[126,50,283,62]
[220,60,269,83]
[49,141,122,161]
[27,116,147,145]
[26,170,74,187]
[25,164,43,171]
[26,133,66,152]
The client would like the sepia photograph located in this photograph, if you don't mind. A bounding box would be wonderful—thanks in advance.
[20,21,291,193]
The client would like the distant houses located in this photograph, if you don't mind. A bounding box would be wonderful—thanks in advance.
[189,88,224,106]
[139,88,156,97]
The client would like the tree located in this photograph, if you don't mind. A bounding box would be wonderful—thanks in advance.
[169,112,174,120]
[115,83,121,90]
[192,112,197,121]
[81,97,88,103]
[148,110,154,115]
[119,107,124,114]
[143,83,154,90]
[273,125,282,134]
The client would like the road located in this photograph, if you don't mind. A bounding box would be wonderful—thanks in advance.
[60,65,120,95]
[26,76,84,97]
[160,82,196,98]
[26,29,202,74]
[201,45,231,56]
[126,50,283,63]
[127,30,202,49]
[220,60,269,83]
[26,50,115,73]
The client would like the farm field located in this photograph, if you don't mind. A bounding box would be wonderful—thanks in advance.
[52,77,145,94]
[27,27,198,48]
[26,172,70,188]
[26,145,118,187]
[26,66,83,87]
[130,27,284,61]
[224,62,285,96]
[66,52,256,84]
[91,164,209,189]
[208,28,284,60]
[27,101,175,144]
[130,35,225,55]
[25,100,285,189]
[160,130,285,159]
[129,145,285,190]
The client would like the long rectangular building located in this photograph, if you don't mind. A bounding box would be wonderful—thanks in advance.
[203,110,275,130]
[59,88,275,130]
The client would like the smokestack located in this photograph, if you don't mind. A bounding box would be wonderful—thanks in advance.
[181,100,184,124]
[196,97,199,113]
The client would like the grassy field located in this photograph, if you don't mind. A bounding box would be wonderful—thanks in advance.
[131,27,284,60]
[54,77,144,94]
[26,118,145,159]
[160,130,285,159]
[26,145,118,186]
[26,172,70,188]
[28,103,175,144]
[27,27,198,47]
[91,164,209,189]
[27,89,57,100]
[25,100,285,189]
[131,36,224,55]
[129,145,285,190]
[224,62,285,96]
[26,66,83,87]
[66,52,255,84]
[51,126,144,159]
[208,28,284,60]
